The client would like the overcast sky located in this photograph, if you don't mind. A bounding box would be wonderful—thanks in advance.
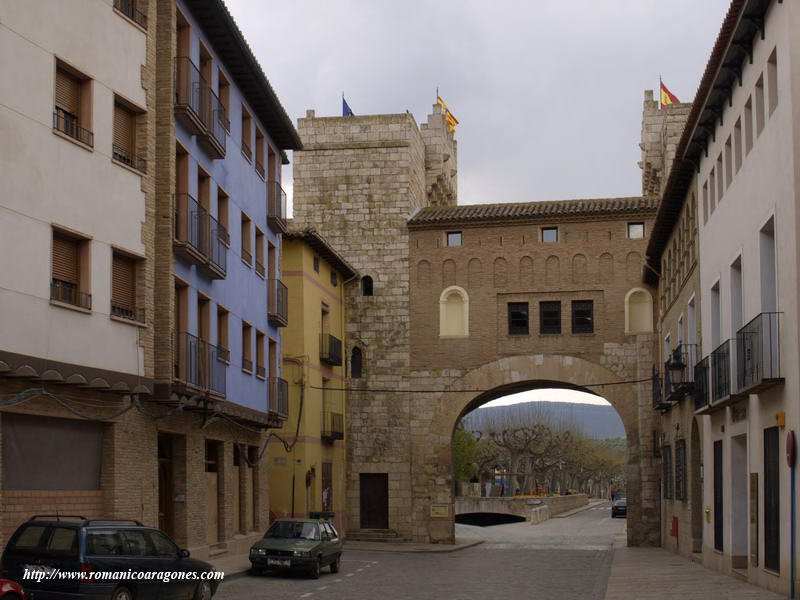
[224,0,729,406]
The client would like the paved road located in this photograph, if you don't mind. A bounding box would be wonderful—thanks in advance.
[215,501,624,600]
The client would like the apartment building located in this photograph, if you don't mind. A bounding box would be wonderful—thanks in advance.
[268,228,357,535]
[644,0,800,594]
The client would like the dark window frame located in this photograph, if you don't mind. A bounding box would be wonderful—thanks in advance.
[571,300,594,334]
[662,444,674,500]
[361,276,373,296]
[541,227,558,243]
[674,438,687,501]
[507,302,530,335]
[539,301,561,334]
[628,222,645,239]
[446,231,462,247]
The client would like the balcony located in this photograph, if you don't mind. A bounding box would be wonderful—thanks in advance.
[110,300,145,323]
[112,144,147,173]
[174,332,226,397]
[255,260,265,278]
[710,340,742,407]
[173,194,227,278]
[736,312,783,395]
[113,0,147,28]
[664,344,697,402]
[202,214,227,279]
[242,358,253,373]
[652,371,670,411]
[268,279,288,327]
[267,181,288,233]
[256,364,266,379]
[197,86,227,159]
[320,333,343,366]
[694,356,710,412]
[174,57,204,135]
[255,158,265,179]
[51,279,92,310]
[321,411,345,442]
[268,377,289,419]
[241,139,252,162]
[53,109,93,148]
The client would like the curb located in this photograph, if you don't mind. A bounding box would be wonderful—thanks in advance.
[344,537,485,553]
[552,500,607,519]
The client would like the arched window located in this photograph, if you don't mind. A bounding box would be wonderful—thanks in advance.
[350,347,363,379]
[439,286,469,337]
[625,287,654,333]
[361,276,373,296]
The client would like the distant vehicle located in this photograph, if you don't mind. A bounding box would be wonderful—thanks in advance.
[611,497,627,518]
[249,518,343,579]
[0,578,26,599]
[1,515,219,600]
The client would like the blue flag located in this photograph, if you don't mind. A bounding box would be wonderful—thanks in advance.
[342,96,354,117]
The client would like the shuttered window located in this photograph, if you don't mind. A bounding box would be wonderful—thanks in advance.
[52,233,79,284]
[55,69,80,115]
[113,103,135,153]
[112,253,136,310]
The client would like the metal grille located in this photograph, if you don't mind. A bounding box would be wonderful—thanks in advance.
[674,439,687,501]
[662,444,674,500]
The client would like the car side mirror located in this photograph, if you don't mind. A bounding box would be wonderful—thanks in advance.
[322,533,330,541]
[179,549,190,559]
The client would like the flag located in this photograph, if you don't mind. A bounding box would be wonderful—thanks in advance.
[660,80,680,109]
[437,95,459,134]
[342,96,354,117]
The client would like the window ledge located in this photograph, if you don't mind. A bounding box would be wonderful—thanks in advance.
[50,299,91,314]
[439,334,469,339]
[242,258,253,268]
[241,150,252,163]
[256,374,266,381]
[111,157,145,177]
[53,129,94,152]
[507,332,530,337]
[242,368,253,375]
[255,271,266,280]
[112,7,147,34]
[572,332,596,336]
[763,568,780,578]
[538,333,562,337]
[110,315,147,328]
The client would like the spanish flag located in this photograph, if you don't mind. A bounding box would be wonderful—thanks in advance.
[660,80,680,109]
[437,95,459,134]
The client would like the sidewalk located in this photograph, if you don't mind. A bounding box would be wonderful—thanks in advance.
[552,498,607,518]
[604,533,784,599]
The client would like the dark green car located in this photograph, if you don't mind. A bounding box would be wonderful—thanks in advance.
[249,519,343,579]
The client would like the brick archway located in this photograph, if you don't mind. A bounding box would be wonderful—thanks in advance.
[410,353,658,547]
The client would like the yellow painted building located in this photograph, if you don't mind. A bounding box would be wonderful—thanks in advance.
[269,228,357,534]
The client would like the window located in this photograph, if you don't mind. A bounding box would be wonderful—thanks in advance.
[113,0,147,29]
[148,531,178,558]
[724,137,732,189]
[716,153,723,204]
[350,347,363,379]
[241,106,252,160]
[702,181,709,224]
[112,98,144,172]
[255,128,265,177]
[254,228,265,277]
[242,322,252,373]
[541,227,558,243]
[744,97,754,154]
[767,49,778,116]
[627,222,644,239]
[439,286,469,337]
[539,301,561,334]
[54,61,93,147]
[755,75,765,136]
[625,288,653,333]
[255,331,265,378]
[47,528,78,557]
[446,231,462,247]
[217,306,229,362]
[111,251,141,321]
[331,271,338,286]
[87,531,125,556]
[51,229,91,310]
[675,439,687,501]
[217,188,229,245]
[241,213,252,265]
[218,69,230,130]
[120,530,151,556]
[662,444,674,500]
[361,276,373,296]
[507,302,529,335]
[571,300,594,334]
[734,118,742,173]
[313,256,320,273]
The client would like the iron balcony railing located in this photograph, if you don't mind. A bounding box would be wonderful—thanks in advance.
[241,246,252,265]
[255,157,265,179]
[694,356,710,412]
[651,370,668,410]
[207,214,227,277]
[110,300,144,323]
[51,279,92,310]
[710,340,732,404]
[208,343,227,396]
[198,86,227,157]
[241,138,252,161]
[267,181,288,233]
[268,279,288,326]
[664,343,697,400]
[320,333,343,366]
[321,411,345,442]
[255,260,265,278]
[242,358,253,373]
[268,377,289,419]
[53,109,93,147]
[174,193,209,258]
[256,364,266,379]
[216,346,230,364]
[174,57,204,132]
[736,312,782,394]
[174,332,227,396]
[112,144,147,173]
[113,0,147,28]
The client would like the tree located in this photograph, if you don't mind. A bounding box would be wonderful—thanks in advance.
[452,425,478,481]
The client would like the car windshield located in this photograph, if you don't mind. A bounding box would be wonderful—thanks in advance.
[265,521,320,541]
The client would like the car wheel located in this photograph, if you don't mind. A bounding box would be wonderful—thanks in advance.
[251,566,265,576]
[330,554,341,574]
[194,581,212,600]
[111,586,134,600]
[309,557,321,579]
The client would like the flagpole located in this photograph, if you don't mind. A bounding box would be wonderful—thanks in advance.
[659,75,662,110]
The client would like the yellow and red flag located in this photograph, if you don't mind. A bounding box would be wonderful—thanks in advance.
[437,95,459,134]
[660,80,680,109]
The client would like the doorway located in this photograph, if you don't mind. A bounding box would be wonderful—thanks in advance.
[713,440,723,552]
[690,420,703,553]
[731,434,748,568]
[157,434,175,537]
[205,440,221,545]
[359,473,389,529]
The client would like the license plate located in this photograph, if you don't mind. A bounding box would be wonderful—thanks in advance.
[267,558,290,567]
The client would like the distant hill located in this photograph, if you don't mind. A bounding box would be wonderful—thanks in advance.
[460,401,625,440]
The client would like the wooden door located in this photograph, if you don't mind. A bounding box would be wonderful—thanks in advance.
[713,440,723,552]
[157,435,174,537]
[359,473,388,530]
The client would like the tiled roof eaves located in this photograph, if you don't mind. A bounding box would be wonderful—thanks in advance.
[285,228,359,280]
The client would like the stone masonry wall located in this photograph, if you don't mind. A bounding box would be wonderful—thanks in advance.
[640,90,692,199]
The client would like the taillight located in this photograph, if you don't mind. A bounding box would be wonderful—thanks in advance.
[80,562,94,580]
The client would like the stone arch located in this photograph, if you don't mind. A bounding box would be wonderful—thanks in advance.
[625,287,654,333]
[519,256,534,288]
[545,255,560,285]
[571,253,587,284]
[599,252,614,283]
[418,353,651,547]
[442,259,456,287]
[626,251,642,283]
[467,258,482,289]
[439,286,469,337]
[417,260,431,286]
[493,257,508,288]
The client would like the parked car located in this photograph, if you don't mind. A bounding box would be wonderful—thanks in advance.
[611,497,627,518]
[0,579,26,599]
[1,515,219,600]
[249,518,342,579]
